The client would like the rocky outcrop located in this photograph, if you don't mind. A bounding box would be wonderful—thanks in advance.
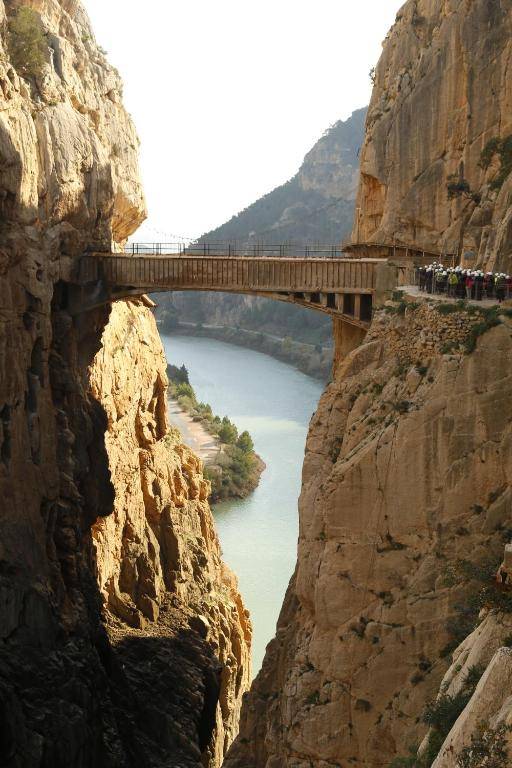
[428,612,512,768]
[0,1,249,765]
[225,303,512,767]
[89,301,251,765]
[353,0,512,272]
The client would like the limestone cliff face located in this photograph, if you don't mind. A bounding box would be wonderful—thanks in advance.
[353,0,512,271]
[428,612,512,767]
[226,304,512,767]
[89,301,251,765]
[0,1,249,765]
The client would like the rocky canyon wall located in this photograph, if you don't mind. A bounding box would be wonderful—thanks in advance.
[226,5,512,765]
[89,300,251,767]
[0,1,249,765]
[352,0,512,272]
[226,300,512,768]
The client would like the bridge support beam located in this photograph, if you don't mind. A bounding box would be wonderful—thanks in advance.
[332,318,367,377]
[375,261,399,306]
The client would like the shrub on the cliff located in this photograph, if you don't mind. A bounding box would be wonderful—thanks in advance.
[173,381,196,401]
[392,667,485,768]
[237,431,254,454]
[423,667,484,760]
[388,747,423,768]
[456,723,511,768]
[8,7,48,77]
[447,177,481,205]
[167,364,189,384]
[218,417,238,444]
[435,302,463,315]
[480,135,512,192]
[441,555,512,657]
[463,311,501,354]
[451,557,512,613]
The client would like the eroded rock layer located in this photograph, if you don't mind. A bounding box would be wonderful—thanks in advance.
[0,1,250,765]
[225,304,512,767]
[353,0,512,272]
[89,301,251,766]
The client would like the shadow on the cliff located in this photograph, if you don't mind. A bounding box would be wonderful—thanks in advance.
[94,621,222,766]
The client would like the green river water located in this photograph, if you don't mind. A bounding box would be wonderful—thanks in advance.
[161,333,323,674]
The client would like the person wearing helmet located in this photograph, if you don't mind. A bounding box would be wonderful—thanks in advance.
[474,271,484,301]
[465,272,475,299]
[496,273,506,303]
[506,275,512,300]
[448,270,459,298]
[484,272,494,299]
[426,267,434,293]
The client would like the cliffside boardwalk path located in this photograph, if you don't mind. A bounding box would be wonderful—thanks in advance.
[73,241,451,332]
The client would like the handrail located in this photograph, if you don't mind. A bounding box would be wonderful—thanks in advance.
[115,241,458,261]
[344,241,457,260]
[120,242,350,259]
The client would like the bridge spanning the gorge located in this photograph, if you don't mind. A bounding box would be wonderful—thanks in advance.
[73,242,455,330]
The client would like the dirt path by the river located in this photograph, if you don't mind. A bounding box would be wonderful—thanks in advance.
[168,399,220,464]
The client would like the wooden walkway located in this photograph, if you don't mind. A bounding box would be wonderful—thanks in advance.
[75,241,452,326]
[344,241,457,264]
[76,253,399,328]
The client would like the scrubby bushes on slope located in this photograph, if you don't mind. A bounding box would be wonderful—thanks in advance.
[168,365,264,502]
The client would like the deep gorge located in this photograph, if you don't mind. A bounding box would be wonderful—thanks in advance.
[2,0,512,767]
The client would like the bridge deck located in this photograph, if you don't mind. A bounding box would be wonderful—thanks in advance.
[75,253,401,328]
[79,254,381,294]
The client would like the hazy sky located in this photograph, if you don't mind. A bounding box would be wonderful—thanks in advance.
[83,0,399,241]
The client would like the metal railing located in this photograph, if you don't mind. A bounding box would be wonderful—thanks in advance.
[122,242,348,259]
[343,240,458,264]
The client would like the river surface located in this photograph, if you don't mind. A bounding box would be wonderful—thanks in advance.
[161,334,323,674]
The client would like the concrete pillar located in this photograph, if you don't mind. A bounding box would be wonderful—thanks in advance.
[354,294,362,321]
[374,261,399,307]
[332,318,367,377]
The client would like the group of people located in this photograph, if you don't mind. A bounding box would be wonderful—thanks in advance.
[416,264,512,303]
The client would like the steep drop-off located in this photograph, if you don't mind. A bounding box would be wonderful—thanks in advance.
[0,1,250,765]
[226,3,512,765]
[226,300,512,768]
[353,0,512,271]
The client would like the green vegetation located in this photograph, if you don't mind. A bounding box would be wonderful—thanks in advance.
[456,723,511,768]
[389,666,484,768]
[435,301,466,315]
[463,307,501,354]
[440,552,512,658]
[167,365,263,502]
[434,303,503,355]
[480,135,512,192]
[447,175,481,205]
[8,7,48,78]
[388,748,423,768]
[167,363,189,384]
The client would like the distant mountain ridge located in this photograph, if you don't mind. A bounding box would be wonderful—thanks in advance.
[158,108,367,361]
[198,107,366,245]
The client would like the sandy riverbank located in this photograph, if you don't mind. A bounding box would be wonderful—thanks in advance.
[168,399,220,464]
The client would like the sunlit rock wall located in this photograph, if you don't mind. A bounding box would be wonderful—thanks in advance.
[352,0,512,272]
